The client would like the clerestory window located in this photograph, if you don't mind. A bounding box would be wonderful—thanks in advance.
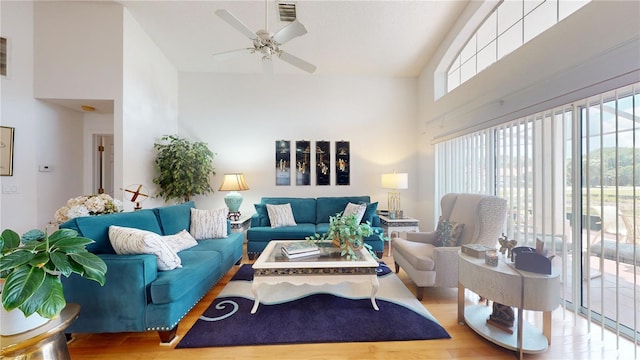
[446,0,589,93]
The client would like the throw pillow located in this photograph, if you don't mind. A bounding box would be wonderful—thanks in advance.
[266,203,297,228]
[343,202,367,224]
[359,201,378,224]
[434,218,465,247]
[162,229,198,253]
[108,225,181,271]
[253,203,270,227]
[190,208,228,240]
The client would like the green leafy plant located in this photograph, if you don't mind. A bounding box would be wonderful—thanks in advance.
[153,135,216,202]
[307,212,387,260]
[0,228,107,319]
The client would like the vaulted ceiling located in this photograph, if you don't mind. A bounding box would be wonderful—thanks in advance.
[120,0,469,77]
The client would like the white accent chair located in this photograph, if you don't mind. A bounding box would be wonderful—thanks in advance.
[393,193,507,300]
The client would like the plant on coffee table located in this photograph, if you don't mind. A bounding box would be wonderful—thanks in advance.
[306,212,386,260]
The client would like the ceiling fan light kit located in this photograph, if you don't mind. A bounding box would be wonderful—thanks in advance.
[214,6,316,73]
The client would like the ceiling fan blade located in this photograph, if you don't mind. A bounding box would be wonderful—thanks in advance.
[272,20,308,45]
[212,48,251,61]
[279,51,316,73]
[215,9,257,40]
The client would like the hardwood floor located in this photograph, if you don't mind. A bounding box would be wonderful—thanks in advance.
[67,246,638,360]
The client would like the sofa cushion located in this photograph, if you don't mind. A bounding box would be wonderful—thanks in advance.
[154,201,195,235]
[190,208,228,239]
[247,223,317,242]
[316,196,371,224]
[184,235,242,264]
[67,209,162,254]
[150,250,222,304]
[108,225,182,271]
[162,230,198,253]
[266,203,297,228]
[261,197,317,224]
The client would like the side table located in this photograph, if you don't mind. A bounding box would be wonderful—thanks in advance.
[230,213,252,242]
[378,214,419,256]
[1,303,80,360]
[457,252,560,359]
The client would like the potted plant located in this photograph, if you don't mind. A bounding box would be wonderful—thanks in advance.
[0,228,107,335]
[307,212,387,260]
[153,135,216,202]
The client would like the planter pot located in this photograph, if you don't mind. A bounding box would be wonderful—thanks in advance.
[0,306,50,336]
[332,235,364,252]
[0,280,50,336]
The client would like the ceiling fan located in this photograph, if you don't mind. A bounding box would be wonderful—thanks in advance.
[213,2,316,73]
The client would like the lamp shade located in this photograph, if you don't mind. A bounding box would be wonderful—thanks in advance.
[381,173,408,190]
[218,173,250,191]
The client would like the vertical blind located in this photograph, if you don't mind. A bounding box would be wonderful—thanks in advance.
[435,83,639,350]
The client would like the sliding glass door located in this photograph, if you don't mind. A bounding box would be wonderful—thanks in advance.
[435,83,639,346]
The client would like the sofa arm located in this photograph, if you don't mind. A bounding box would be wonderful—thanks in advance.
[62,254,158,333]
[432,246,462,288]
[403,231,438,245]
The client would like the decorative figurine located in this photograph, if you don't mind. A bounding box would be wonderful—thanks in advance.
[498,233,517,261]
[486,302,515,334]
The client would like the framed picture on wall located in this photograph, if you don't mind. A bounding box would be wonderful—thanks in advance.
[315,141,330,185]
[275,140,291,185]
[0,126,15,176]
[335,140,349,185]
[295,140,311,186]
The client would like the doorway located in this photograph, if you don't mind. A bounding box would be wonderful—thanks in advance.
[93,134,114,196]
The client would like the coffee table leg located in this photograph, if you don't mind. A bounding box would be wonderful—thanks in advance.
[370,275,380,311]
[251,280,260,314]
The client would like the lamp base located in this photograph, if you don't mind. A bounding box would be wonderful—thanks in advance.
[224,191,243,220]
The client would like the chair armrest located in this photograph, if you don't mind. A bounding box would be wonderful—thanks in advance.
[403,231,438,245]
[432,246,462,288]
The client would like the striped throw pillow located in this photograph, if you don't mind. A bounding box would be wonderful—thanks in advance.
[108,225,181,271]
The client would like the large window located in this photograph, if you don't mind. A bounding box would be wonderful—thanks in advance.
[447,0,589,92]
[435,83,639,347]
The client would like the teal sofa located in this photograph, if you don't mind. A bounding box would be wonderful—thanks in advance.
[247,196,384,259]
[59,201,243,344]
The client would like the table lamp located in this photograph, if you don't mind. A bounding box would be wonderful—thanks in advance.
[381,172,408,219]
[218,173,249,220]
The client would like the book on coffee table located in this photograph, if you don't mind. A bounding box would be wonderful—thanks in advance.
[281,247,321,259]
[281,241,319,254]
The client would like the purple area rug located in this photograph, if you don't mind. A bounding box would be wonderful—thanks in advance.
[176,264,450,348]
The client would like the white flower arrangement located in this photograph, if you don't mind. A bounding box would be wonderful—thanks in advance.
[54,194,123,224]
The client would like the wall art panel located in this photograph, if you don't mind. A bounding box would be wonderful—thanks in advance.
[335,140,349,186]
[275,140,290,185]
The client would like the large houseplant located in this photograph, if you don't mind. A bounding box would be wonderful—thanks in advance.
[307,212,387,260]
[0,228,107,322]
[153,135,216,202]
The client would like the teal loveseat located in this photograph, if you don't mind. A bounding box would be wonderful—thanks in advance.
[246,196,384,259]
[59,201,243,344]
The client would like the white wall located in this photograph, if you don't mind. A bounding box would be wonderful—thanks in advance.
[416,0,640,229]
[121,9,178,211]
[33,1,122,100]
[178,73,419,217]
[0,1,84,233]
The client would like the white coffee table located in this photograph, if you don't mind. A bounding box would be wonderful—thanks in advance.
[251,240,380,314]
